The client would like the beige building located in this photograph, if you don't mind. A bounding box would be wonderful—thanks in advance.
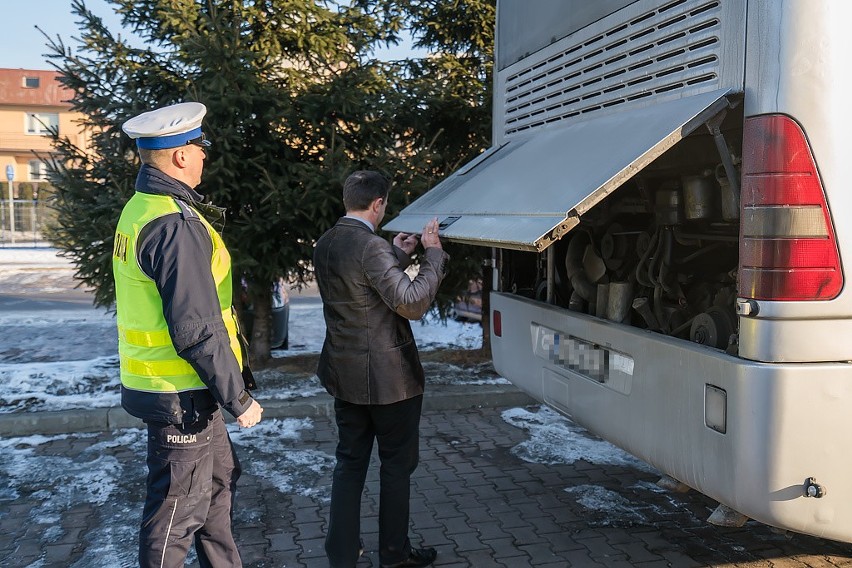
[0,68,89,196]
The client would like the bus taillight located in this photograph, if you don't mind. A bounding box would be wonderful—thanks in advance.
[739,114,842,300]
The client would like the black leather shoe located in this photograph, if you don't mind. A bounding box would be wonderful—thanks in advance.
[381,547,437,568]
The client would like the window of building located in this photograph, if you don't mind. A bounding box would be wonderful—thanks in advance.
[25,113,59,135]
[23,76,40,88]
[29,160,47,181]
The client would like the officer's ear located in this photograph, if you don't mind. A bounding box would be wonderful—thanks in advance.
[171,147,189,168]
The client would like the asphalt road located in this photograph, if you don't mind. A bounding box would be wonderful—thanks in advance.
[0,290,94,311]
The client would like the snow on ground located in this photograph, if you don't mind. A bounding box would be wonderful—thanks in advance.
[502,406,671,527]
[0,311,117,363]
[0,407,668,566]
[501,406,655,471]
[0,248,678,547]
[0,246,82,295]
[276,302,482,356]
[0,418,333,568]
[0,356,120,412]
[6,249,833,561]
[0,247,485,413]
[561,481,708,529]
[0,430,140,567]
[564,485,649,525]
[0,304,484,413]
[0,245,73,268]
[229,418,335,498]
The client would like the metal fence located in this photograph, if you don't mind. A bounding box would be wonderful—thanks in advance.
[0,200,57,245]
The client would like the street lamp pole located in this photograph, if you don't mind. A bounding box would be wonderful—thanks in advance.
[5,165,14,244]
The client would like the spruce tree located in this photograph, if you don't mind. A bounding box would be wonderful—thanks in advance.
[45,0,421,364]
[362,0,496,352]
[44,0,497,361]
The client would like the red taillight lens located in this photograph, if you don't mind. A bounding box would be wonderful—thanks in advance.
[493,310,502,337]
[740,238,838,268]
[739,115,842,300]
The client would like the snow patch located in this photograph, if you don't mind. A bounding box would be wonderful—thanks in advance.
[229,418,335,498]
[564,484,647,525]
[501,406,655,472]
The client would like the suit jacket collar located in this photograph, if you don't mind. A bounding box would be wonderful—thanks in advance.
[337,216,375,233]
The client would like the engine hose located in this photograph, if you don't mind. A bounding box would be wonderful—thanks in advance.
[535,280,548,302]
[678,241,727,264]
[646,228,665,287]
[654,285,668,334]
[564,233,586,278]
[568,290,586,311]
[553,243,572,305]
[658,228,677,295]
[634,230,659,288]
[564,233,597,303]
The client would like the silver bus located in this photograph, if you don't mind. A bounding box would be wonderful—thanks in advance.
[386,0,852,543]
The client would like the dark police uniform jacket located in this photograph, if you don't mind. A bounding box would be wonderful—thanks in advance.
[115,164,254,423]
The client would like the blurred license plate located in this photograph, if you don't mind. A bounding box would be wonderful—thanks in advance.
[532,324,633,383]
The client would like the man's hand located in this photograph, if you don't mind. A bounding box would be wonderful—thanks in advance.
[393,232,419,255]
[237,399,263,428]
[420,218,442,250]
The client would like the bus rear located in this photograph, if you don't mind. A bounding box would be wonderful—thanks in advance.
[385,0,852,542]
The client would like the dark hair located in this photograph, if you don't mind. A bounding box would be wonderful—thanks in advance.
[343,170,390,212]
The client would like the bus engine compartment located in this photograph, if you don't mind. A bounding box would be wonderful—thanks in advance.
[499,111,743,354]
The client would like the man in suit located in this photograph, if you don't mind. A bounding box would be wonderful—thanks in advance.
[314,170,448,568]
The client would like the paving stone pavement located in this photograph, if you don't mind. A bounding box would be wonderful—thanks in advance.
[2,405,852,568]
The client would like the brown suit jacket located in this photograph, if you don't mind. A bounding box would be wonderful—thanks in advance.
[314,217,449,405]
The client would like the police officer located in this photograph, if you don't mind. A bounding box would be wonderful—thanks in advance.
[113,101,263,567]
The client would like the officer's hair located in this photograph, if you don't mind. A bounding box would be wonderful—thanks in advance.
[137,147,176,170]
[343,170,390,212]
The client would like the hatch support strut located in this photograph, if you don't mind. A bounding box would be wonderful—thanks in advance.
[705,109,741,203]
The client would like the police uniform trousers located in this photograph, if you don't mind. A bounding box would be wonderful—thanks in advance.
[326,395,423,568]
[139,409,242,568]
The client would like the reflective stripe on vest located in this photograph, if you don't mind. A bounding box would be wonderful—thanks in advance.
[118,309,238,347]
[113,192,241,394]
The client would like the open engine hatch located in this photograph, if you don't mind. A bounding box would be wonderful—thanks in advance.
[383,88,736,252]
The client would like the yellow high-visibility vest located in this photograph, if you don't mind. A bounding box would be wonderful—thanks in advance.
[112,192,242,393]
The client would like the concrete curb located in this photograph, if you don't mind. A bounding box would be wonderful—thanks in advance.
[0,384,536,436]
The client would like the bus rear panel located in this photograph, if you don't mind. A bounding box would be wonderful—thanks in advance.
[385,0,852,542]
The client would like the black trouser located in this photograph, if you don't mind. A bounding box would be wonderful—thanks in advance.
[140,409,242,568]
[326,395,423,568]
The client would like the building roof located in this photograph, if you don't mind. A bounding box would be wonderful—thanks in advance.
[0,69,73,108]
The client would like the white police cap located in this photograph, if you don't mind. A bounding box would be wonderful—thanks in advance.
[122,101,211,150]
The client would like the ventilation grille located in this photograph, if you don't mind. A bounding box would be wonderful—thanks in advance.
[502,0,724,136]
